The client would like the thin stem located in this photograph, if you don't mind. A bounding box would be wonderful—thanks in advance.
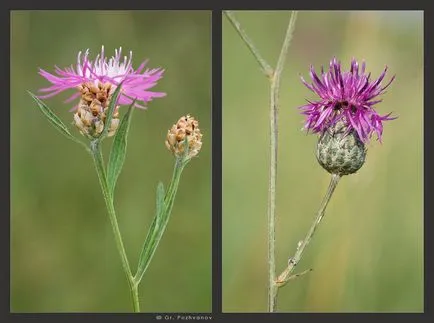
[273,11,298,85]
[275,174,341,287]
[89,141,138,312]
[225,10,299,313]
[131,284,140,312]
[224,11,274,77]
[267,11,298,313]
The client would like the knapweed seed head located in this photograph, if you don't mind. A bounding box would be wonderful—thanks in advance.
[165,115,202,160]
[38,46,165,138]
[299,58,396,175]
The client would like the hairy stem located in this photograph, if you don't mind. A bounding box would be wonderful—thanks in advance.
[267,11,298,313]
[225,10,298,313]
[275,174,341,288]
[90,140,138,312]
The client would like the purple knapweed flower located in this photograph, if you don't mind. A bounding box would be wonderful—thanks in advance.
[38,46,165,110]
[299,57,396,143]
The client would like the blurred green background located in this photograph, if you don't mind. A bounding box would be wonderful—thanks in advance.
[11,10,211,312]
[223,11,423,312]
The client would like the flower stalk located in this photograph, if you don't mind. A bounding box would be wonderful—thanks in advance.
[89,139,138,311]
[275,174,340,287]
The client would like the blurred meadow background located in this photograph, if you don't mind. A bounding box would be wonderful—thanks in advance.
[11,10,211,312]
[223,11,423,312]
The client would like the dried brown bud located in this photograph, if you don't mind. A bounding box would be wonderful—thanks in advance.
[165,115,202,159]
[73,82,120,138]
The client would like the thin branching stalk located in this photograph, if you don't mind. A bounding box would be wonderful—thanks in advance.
[275,174,341,287]
[224,11,273,77]
[224,11,298,312]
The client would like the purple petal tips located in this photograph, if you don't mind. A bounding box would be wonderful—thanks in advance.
[298,58,396,143]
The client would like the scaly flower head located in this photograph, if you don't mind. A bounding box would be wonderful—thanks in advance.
[165,115,203,160]
[299,57,396,143]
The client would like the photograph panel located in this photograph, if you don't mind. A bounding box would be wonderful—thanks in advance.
[223,10,423,313]
[11,10,211,313]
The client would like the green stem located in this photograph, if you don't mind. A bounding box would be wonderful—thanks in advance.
[267,11,298,313]
[134,157,188,284]
[224,11,274,77]
[225,10,299,313]
[275,174,341,290]
[131,283,140,312]
[89,140,138,312]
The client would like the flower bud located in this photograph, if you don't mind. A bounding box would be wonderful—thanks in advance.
[165,115,202,160]
[316,121,366,176]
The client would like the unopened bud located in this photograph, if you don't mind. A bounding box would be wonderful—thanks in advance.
[165,115,203,160]
[316,121,366,176]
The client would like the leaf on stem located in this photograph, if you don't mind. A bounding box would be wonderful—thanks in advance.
[134,181,167,283]
[29,91,75,139]
[100,82,123,140]
[134,162,185,285]
[28,91,88,150]
[155,181,166,225]
[106,101,135,195]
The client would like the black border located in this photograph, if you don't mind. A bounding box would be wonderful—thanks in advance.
[212,10,223,315]
[3,2,433,323]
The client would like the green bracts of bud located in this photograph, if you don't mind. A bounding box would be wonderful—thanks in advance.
[316,121,366,176]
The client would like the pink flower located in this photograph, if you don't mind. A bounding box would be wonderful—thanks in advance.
[38,46,166,109]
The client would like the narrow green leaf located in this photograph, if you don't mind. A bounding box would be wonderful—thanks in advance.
[29,91,74,138]
[134,162,185,284]
[134,181,166,284]
[106,103,134,195]
[28,91,89,151]
[100,82,123,140]
[155,182,165,225]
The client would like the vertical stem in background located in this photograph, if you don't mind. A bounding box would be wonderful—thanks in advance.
[90,140,139,312]
[267,79,279,312]
[267,11,298,313]
[131,284,140,312]
[224,10,298,312]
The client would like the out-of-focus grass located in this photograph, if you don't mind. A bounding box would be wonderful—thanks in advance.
[223,11,423,312]
[11,10,211,312]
